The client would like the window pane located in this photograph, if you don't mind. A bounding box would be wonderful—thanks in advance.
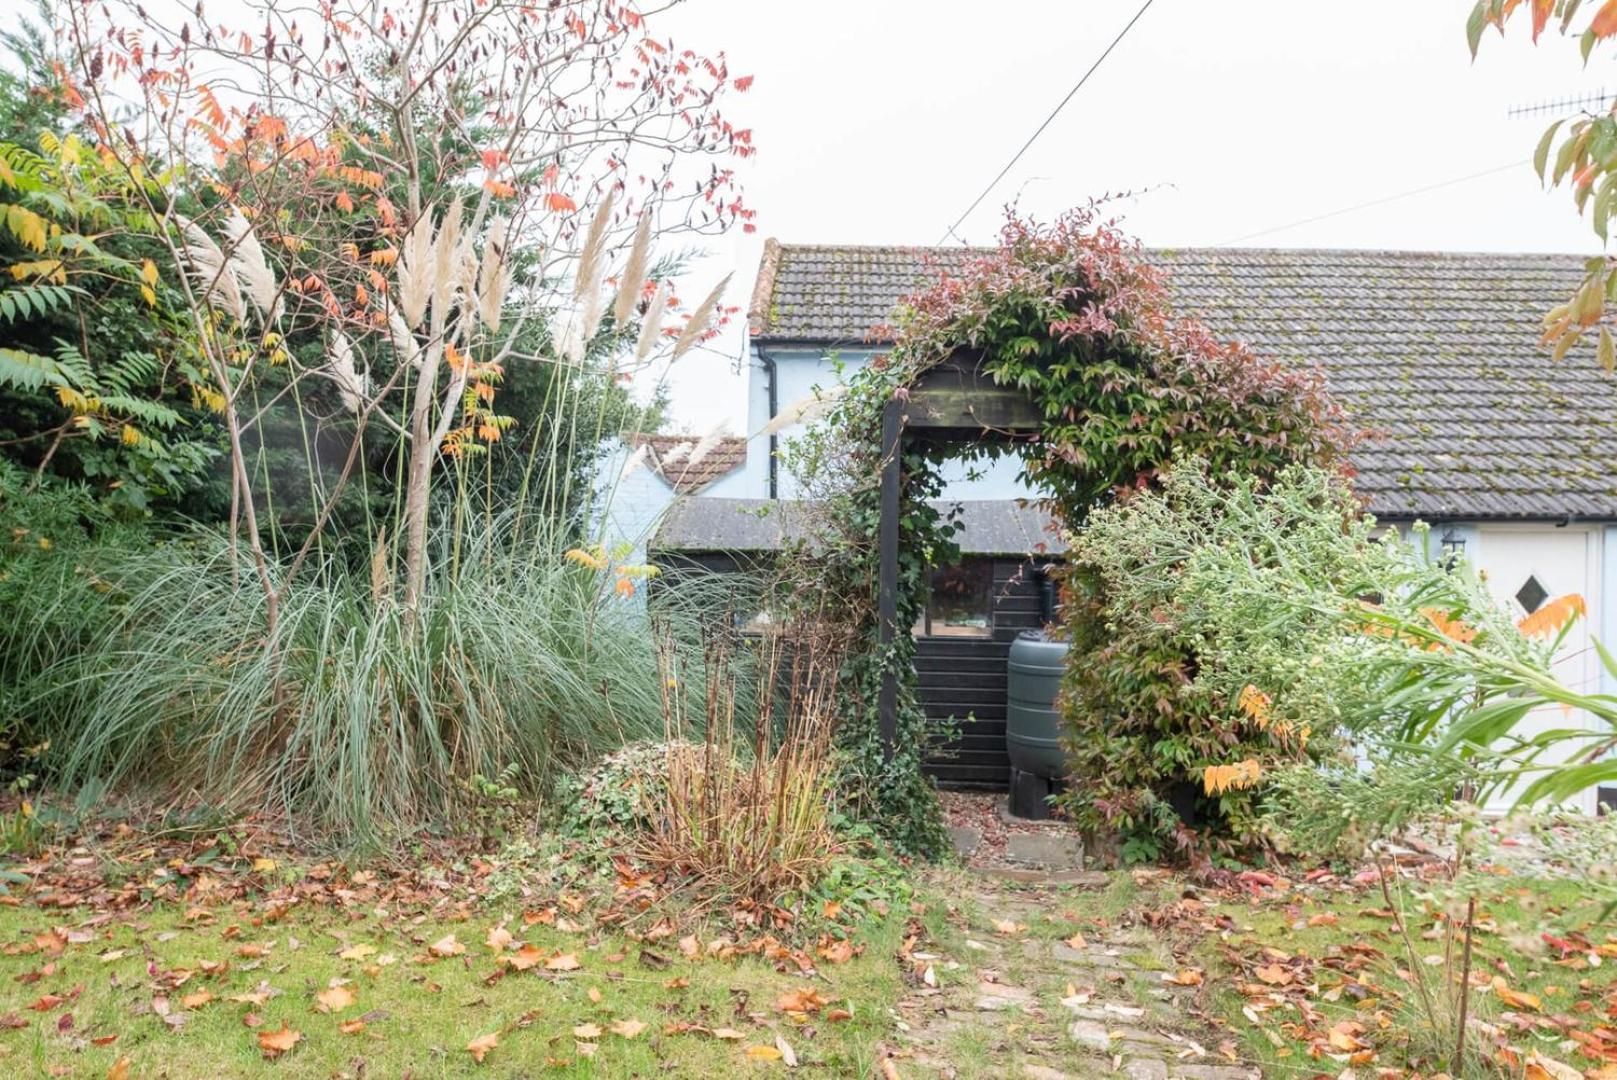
[926,561,992,638]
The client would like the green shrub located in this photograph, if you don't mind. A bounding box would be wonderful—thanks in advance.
[1061,456,1602,862]
[550,740,692,841]
[1060,460,1381,859]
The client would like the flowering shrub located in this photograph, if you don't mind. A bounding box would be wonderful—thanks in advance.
[1075,457,1612,862]
[1061,461,1365,861]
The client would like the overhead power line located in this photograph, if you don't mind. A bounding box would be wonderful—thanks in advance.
[1216,160,1530,246]
[1508,88,1611,118]
[936,0,1158,246]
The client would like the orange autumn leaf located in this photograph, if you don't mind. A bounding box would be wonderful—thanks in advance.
[1594,0,1617,39]
[107,1057,132,1080]
[1421,606,1477,645]
[1254,963,1292,985]
[505,944,546,971]
[466,1032,498,1063]
[545,192,578,213]
[774,987,830,1015]
[428,933,464,958]
[257,1023,302,1059]
[1531,0,1554,41]
[1203,759,1262,796]
[817,938,854,964]
[1236,684,1271,724]
[314,983,356,1013]
[1493,974,1542,1012]
[483,179,516,198]
[545,952,580,971]
[1517,594,1586,639]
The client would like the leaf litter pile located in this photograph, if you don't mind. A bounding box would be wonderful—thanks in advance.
[0,820,906,1076]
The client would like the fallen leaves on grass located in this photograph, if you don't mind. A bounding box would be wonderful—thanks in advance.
[428,933,464,958]
[466,1032,498,1063]
[774,986,831,1017]
[256,1023,302,1059]
[314,982,356,1013]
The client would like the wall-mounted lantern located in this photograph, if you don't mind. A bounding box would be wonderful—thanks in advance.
[1440,527,1466,570]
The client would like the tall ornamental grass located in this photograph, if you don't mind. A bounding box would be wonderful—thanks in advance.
[7,513,724,846]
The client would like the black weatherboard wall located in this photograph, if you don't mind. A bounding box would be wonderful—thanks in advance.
[916,558,1047,788]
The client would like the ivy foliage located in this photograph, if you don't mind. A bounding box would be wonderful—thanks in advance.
[786,207,1346,861]
[781,354,959,860]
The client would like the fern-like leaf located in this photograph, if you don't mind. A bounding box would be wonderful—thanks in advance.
[0,282,79,322]
[98,394,182,430]
[103,351,160,396]
[0,346,65,391]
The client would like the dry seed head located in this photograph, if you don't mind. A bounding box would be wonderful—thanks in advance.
[616,442,652,483]
[634,282,668,363]
[613,213,653,327]
[432,198,463,323]
[671,274,731,360]
[456,231,480,314]
[760,385,846,436]
[477,217,510,334]
[328,329,368,412]
[387,311,421,369]
[573,190,615,303]
[683,423,728,469]
[223,207,280,321]
[176,214,245,323]
[395,213,434,329]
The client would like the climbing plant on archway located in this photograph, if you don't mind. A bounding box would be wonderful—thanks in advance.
[786,208,1348,859]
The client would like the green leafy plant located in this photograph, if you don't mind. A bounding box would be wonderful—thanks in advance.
[0,131,219,513]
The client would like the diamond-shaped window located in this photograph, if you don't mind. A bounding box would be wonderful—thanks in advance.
[1515,575,1549,615]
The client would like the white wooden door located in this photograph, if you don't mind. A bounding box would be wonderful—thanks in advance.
[1473,525,1600,814]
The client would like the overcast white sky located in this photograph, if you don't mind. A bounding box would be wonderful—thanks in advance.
[647,0,1613,434]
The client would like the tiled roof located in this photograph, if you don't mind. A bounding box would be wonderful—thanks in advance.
[630,434,746,495]
[748,240,1617,520]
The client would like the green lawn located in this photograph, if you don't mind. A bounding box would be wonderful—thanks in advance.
[0,894,907,1077]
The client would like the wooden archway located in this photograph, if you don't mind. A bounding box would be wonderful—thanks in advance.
[875,349,1047,752]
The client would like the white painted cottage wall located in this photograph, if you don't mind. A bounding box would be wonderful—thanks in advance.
[593,438,677,563]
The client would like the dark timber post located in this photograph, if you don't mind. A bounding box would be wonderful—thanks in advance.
[876,396,904,759]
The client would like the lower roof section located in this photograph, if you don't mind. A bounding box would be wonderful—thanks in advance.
[651,498,1068,557]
